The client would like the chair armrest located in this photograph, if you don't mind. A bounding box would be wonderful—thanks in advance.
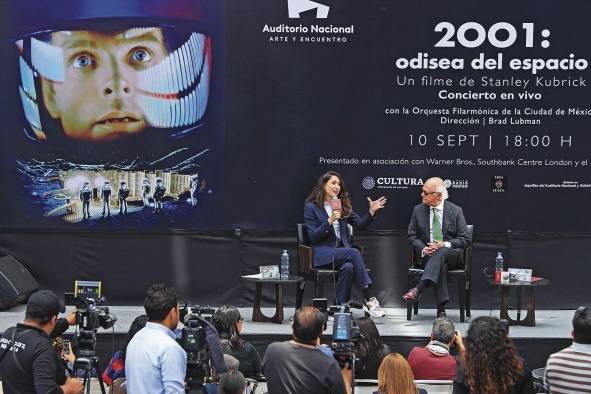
[463,245,473,274]
[352,244,364,254]
[410,248,420,268]
[298,244,312,274]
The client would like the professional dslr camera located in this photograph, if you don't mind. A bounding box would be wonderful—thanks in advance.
[331,307,361,371]
[75,296,117,357]
[178,303,217,389]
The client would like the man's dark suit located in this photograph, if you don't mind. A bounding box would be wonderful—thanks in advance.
[408,200,470,304]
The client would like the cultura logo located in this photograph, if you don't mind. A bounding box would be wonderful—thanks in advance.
[287,0,330,19]
[362,177,376,190]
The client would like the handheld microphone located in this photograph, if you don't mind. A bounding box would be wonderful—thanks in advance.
[330,195,342,211]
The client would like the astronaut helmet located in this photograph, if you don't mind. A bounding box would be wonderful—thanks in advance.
[8,0,220,169]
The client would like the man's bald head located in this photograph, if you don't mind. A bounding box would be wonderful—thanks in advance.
[425,177,444,191]
[421,177,448,206]
[292,306,324,344]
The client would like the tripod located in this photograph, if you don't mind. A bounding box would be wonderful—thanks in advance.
[74,356,107,394]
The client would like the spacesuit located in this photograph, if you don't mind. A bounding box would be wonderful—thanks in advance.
[141,178,151,207]
[118,181,130,214]
[189,175,199,206]
[153,178,166,213]
[79,182,92,219]
[101,181,112,216]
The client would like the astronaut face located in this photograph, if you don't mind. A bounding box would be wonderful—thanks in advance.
[42,29,167,141]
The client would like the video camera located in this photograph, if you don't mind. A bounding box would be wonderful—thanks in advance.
[75,296,117,357]
[178,302,217,389]
[330,303,362,373]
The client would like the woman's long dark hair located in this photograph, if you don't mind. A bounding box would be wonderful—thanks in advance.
[212,305,243,349]
[121,314,148,361]
[305,171,352,217]
[355,317,386,361]
[463,317,524,394]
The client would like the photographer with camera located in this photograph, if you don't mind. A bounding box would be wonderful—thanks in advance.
[262,306,351,394]
[0,290,83,394]
[407,317,463,381]
[125,284,187,393]
[50,309,77,339]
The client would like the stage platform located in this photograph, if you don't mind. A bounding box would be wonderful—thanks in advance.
[0,306,574,372]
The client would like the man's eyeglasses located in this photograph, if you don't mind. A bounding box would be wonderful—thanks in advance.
[421,190,440,196]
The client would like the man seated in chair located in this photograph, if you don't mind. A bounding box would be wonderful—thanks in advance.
[403,177,470,317]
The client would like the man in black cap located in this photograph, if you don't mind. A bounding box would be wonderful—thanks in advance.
[0,290,83,394]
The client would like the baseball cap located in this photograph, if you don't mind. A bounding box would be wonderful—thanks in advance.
[26,290,65,319]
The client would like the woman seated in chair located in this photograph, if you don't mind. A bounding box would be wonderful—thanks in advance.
[375,353,426,394]
[354,317,391,379]
[454,316,535,394]
[213,305,262,378]
[304,171,387,317]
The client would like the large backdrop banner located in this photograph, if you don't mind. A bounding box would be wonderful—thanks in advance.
[1,0,590,231]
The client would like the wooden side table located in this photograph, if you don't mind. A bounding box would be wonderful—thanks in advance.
[242,275,304,324]
[486,277,550,326]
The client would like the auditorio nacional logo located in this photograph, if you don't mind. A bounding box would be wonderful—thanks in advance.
[261,0,355,44]
[287,0,330,19]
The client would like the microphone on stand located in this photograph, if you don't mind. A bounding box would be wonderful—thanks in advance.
[329,195,342,306]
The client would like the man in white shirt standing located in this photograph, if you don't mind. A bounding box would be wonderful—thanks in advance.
[404,177,470,317]
[125,284,186,393]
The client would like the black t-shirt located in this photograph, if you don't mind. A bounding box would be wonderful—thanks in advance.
[222,340,262,378]
[262,341,347,394]
[0,323,63,394]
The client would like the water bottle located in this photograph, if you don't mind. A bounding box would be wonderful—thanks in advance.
[280,250,290,280]
[495,252,504,282]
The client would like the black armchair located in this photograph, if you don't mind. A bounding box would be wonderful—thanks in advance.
[406,224,474,322]
[295,223,365,307]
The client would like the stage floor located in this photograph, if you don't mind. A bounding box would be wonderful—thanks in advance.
[0,305,575,339]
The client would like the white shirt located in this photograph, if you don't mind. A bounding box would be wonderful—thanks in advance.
[323,202,341,239]
[125,322,187,394]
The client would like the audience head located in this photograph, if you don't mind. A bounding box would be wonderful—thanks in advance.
[463,316,523,394]
[431,317,456,345]
[292,306,324,345]
[121,314,148,360]
[144,284,179,329]
[377,353,417,394]
[25,290,65,333]
[213,305,244,348]
[50,336,65,357]
[223,354,240,372]
[573,306,591,344]
[218,370,246,394]
[354,316,385,359]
